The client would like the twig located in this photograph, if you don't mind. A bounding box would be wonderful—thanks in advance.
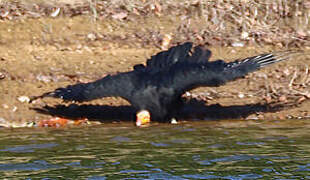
[301,65,309,87]
[290,89,310,98]
[289,69,298,89]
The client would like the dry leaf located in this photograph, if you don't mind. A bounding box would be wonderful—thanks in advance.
[112,12,128,20]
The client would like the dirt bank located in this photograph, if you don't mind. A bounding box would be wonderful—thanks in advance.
[0,1,310,127]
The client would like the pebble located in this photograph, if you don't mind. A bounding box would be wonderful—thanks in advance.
[0,72,5,79]
[18,96,30,103]
[241,31,249,40]
[0,117,6,123]
[111,12,128,20]
[50,7,60,17]
[238,93,245,98]
[278,95,287,102]
[2,104,9,109]
[12,106,17,112]
[36,74,52,82]
[171,118,178,124]
[231,42,245,47]
[87,33,96,41]
[161,34,172,50]
[246,114,259,120]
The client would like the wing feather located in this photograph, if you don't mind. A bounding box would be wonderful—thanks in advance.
[30,72,138,102]
[143,42,212,73]
[169,50,295,95]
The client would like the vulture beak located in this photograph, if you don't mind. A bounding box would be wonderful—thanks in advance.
[136,110,151,126]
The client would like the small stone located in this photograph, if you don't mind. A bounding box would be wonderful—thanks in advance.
[87,33,96,41]
[0,72,5,79]
[231,42,244,47]
[283,68,290,76]
[76,44,83,49]
[241,31,249,40]
[2,104,9,109]
[0,117,6,123]
[12,106,17,112]
[111,12,128,20]
[36,74,52,83]
[171,118,178,124]
[18,96,30,103]
[50,7,61,17]
[26,122,36,127]
[160,34,172,50]
[278,95,287,103]
[246,114,258,120]
[84,46,92,52]
[238,93,245,98]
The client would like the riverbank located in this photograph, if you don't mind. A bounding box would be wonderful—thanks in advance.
[0,0,309,127]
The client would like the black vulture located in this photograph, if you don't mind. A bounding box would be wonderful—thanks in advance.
[30,42,294,124]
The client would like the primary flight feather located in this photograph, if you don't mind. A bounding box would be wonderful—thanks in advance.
[31,42,294,123]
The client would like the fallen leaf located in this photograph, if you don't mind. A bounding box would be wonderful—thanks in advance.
[112,12,127,20]
[50,7,61,17]
[160,34,172,50]
[38,117,68,127]
[73,118,88,125]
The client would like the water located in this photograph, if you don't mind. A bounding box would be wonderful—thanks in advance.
[0,119,310,179]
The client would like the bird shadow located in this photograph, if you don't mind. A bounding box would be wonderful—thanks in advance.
[180,99,287,120]
[32,98,289,122]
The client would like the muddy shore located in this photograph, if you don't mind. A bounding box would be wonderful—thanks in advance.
[0,1,310,127]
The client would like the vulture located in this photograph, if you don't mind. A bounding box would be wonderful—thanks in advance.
[31,42,294,125]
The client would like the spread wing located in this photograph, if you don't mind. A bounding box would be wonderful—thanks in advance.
[169,50,295,95]
[30,71,139,103]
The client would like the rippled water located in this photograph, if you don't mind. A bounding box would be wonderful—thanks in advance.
[0,119,310,179]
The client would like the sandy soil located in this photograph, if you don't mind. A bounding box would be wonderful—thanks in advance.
[0,1,310,127]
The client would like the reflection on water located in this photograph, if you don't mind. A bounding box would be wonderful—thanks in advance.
[0,119,310,179]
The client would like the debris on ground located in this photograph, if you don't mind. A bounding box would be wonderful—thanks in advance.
[37,117,89,128]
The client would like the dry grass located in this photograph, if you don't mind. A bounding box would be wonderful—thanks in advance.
[0,0,309,47]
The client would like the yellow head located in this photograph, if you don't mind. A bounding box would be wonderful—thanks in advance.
[136,110,151,126]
